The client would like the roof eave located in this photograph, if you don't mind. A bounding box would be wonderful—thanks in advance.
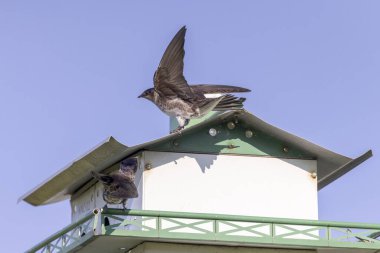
[19,136,130,206]
[318,150,373,190]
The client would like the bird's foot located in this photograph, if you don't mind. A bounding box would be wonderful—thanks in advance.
[170,126,184,135]
[172,117,189,135]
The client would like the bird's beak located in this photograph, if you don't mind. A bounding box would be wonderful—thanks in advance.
[137,94,142,98]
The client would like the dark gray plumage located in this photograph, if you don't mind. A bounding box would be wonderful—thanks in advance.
[91,158,138,209]
[138,26,251,133]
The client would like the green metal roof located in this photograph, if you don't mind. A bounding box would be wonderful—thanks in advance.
[26,208,380,252]
[20,110,372,206]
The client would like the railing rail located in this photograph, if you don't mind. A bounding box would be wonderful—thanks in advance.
[102,208,380,230]
[26,212,95,253]
[26,208,380,253]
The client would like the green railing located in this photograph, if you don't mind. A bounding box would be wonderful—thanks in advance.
[27,208,380,253]
[26,212,97,253]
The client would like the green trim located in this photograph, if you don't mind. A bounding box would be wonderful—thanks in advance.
[153,121,314,158]
[26,209,380,252]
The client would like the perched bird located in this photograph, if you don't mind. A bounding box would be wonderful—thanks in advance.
[91,157,138,209]
[138,26,251,133]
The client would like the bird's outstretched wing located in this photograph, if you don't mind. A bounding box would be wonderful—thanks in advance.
[191,84,251,94]
[154,26,195,101]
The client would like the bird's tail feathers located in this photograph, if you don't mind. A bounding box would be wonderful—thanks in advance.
[198,96,226,115]
[213,94,246,111]
[91,171,113,185]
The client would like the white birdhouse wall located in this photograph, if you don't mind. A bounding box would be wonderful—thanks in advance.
[71,150,317,222]
[140,151,318,220]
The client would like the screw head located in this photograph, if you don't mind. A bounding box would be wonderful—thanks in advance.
[228,144,237,149]
[209,128,217,136]
[227,122,236,130]
[245,130,253,138]
[311,172,317,179]
[145,163,152,170]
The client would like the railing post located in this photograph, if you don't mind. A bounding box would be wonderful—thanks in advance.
[270,223,275,240]
[78,226,83,238]
[93,208,102,235]
[213,219,219,233]
[61,234,67,249]
[156,216,161,236]
[327,226,331,242]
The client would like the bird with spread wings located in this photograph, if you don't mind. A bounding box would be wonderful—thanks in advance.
[138,26,251,133]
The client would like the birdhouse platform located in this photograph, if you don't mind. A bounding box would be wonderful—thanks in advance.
[21,110,379,253]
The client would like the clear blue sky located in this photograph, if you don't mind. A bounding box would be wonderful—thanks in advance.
[1,1,379,251]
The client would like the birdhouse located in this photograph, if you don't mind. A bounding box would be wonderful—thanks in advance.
[20,110,371,222]
[22,110,379,253]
